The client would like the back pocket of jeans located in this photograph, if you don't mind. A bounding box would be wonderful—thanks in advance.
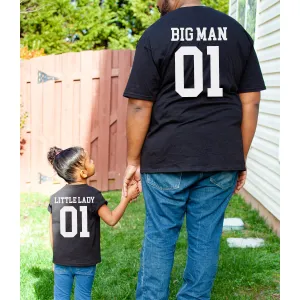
[210,171,238,190]
[146,173,182,191]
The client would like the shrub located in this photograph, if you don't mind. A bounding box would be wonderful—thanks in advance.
[20,46,45,60]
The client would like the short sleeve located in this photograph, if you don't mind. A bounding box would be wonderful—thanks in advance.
[92,192,108,215]
[47,202,52,213]
[238,45,266,93]
[123,33,161,101]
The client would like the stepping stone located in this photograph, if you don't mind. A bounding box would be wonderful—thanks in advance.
[227,238,265,248]
[223,218,244,231]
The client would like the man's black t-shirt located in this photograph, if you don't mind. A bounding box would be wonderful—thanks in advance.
[48,184,107,266]
[123,6,266,173]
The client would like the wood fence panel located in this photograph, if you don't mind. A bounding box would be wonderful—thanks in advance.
[20,61,27,191]
[96,50,112,191]
[61,53,74,149]
[108,51,119,191]
[20,50,135,194]
[90,51,101,190]
[54,55,62,149]
[42,55,55,178]
[80,51,93,153]
[30,57,44,191]
[72,53,81,146]
[24,61,32,187]
[116,50,132,189]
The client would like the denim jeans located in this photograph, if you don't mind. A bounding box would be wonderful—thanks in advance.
[54,264,96,300]
[136,171,238,300]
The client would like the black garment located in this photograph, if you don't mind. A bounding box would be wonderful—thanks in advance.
[48,184,107,266]
[123,6,266,173]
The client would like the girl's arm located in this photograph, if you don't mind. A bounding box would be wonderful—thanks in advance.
[49,215,53,249]
[97,197,129,226]
[98,183,139,226]
[49,215,54,271]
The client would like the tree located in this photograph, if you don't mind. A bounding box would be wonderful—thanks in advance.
[202,0,229,14]
[20,0,229,54]
[20,0,134,53]
[20,46,45,59]
[104,0,160,46]
[246,0,257,40]
[237,0,246,26]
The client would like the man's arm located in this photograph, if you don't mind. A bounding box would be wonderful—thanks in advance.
[123,99,153,196]
[127,99,153,165]
[239,91,261,160]
[234,92,260,194]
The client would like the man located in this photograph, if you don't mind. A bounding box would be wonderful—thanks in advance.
[122,0,265,299]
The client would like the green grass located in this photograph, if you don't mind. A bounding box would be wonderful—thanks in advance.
[20,192,279,300]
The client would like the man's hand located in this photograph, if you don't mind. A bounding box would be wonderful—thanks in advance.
[122,164,142,197]
[234,170,247,194]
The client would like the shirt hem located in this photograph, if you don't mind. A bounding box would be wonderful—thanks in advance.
[237,86,266,93]
[94,201,108,214]
[123,92,154,101]
[53,260,101,267]
[141,165,246,173]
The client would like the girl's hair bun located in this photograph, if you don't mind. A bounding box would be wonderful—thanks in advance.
[47,146,63,165]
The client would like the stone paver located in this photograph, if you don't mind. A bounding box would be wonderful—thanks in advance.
[227,238,265,248]
[223,218,244,231]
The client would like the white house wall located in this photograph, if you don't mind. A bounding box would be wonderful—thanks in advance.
[229,0,280,220]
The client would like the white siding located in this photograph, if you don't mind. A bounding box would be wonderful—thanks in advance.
[228,0,280,220]
[248,0,280,220]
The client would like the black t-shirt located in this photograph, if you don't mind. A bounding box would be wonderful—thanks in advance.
[123,6,266,173]
[48,184,107,266]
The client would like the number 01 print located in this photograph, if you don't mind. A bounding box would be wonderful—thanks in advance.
[175,46,223,97]
[60,206,90,238]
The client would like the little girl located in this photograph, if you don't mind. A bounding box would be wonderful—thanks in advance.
[47,146,139,300]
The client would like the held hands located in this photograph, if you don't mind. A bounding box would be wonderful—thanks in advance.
[126,181,140,202]
[122,164,142,202]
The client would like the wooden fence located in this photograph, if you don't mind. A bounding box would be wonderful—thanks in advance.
[20,50,135,194]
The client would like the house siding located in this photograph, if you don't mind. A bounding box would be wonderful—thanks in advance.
[229,0,280,220]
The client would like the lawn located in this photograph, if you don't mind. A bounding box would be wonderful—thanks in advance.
[20,191,279,300]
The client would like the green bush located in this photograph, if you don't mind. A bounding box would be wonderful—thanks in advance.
[20,0,229,54]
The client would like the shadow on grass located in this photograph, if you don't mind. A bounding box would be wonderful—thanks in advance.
[29,267,54,300]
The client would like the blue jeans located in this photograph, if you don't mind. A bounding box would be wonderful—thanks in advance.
[54,264,96,300]
[136,171,238,300]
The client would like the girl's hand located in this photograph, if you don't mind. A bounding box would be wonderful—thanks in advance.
[127,181,140,202]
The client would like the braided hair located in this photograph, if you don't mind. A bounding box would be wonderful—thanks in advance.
[47,146,85,183]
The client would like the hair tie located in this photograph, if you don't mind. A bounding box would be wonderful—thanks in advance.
[55,151,62,157]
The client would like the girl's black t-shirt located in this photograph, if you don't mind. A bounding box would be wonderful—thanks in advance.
[123,6,266,173]
[48,184,107,266]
